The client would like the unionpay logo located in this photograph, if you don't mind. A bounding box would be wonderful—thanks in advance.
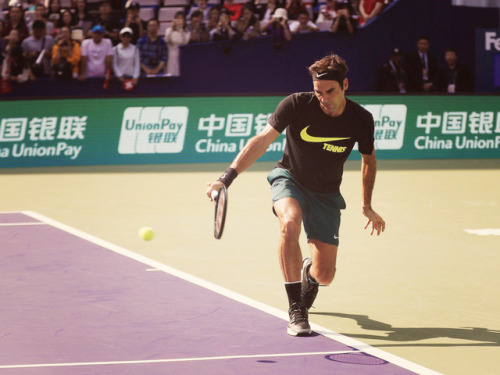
[363,104,407,150]
[118,107,188,154]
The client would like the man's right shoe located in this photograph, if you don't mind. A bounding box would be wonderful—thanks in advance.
[301,257,319,310]
[287,301,312,336]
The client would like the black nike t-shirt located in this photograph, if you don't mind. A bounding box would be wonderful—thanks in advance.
[268,92,374,193]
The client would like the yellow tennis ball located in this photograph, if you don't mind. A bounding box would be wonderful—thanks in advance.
[138,227,154,241]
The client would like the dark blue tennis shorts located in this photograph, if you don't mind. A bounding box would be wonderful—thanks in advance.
[267,168,346,246]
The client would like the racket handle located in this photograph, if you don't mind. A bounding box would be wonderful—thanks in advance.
[211,190,218,200]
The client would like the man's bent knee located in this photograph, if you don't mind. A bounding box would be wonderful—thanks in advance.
[312,265,336,285]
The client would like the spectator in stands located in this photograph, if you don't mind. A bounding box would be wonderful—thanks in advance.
[223,0,243,22]
[285,0,306,21]
[256,0,280,21]
[1,45,35,82]
[2,29,20,60]
[79,24,113,81]
[374,47,406,93]
[120,1,145,45]
[47,0,62,25]
[260,7,291,46]
[234,4,261,40]
[188,0,210,21]
[206,7,220,32]
[0,21,5,66]
[165,11,190,76]
[210,9,236,42]
[315,0,336,23]
[290,10,318,33]
[74,0,93,37]
[92,0,120,45]
[113,27,140,87]
[137,19,167,76]
[437,48,473,93]
[56,9,76,35]
[52,25,80,79]
[349,0,362,19]
[405,36,438,92]
[28,3,54,35]
[21,19,54,77]
[188,10,210,43]
[331,0,356,34]
[2,3,29,41]
[358,0,384,26]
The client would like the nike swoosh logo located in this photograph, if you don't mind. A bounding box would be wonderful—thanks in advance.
[316,72,328,78]
[300,126,350,143]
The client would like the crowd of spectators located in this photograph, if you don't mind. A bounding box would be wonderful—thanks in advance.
[0,0,473,93]
[375,36,473,93]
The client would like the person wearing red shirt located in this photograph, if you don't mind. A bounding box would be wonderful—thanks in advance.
[359,0,384,26]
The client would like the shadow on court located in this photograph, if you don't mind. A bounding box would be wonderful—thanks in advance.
[311,312,500,347]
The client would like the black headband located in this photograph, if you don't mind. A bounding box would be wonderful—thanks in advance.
[312,70,346,85]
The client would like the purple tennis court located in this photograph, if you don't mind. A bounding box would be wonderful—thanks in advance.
[0,211,440,375]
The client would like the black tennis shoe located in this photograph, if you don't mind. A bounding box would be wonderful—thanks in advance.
[287,302,311,336]
[301,257,319,310]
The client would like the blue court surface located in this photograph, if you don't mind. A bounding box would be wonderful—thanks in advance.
[0,211,442,374]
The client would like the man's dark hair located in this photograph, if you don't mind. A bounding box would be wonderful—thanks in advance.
[33,19,46,29]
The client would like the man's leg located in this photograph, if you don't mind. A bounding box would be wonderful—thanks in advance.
[308,239,339,285]
[273,197,303,282]
[301,240,338,310]
[273,197,311,336]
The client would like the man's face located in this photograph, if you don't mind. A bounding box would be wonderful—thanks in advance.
[191,15,202,27]
[417,39,429,53]
[92,31,104,43]
[100,2,111,16]
[391,53,402,65]
[147,21,159,36]
[445,51,458,66]
[59,27,70,40]
[298,13,308,25]
[35,5,46,18]
[33,27,45,39]
[313,79,347,115]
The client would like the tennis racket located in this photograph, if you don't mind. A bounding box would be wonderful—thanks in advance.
[211,185,228,240]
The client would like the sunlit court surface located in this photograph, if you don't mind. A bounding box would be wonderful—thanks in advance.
[1,159,499,375]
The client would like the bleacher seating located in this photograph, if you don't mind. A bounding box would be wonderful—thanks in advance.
[158,6,185,22]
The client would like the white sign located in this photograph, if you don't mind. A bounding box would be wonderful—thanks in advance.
[118,107,188,154]
[363,104,407,150]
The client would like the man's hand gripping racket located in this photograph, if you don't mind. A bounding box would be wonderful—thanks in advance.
[210,185,228,240]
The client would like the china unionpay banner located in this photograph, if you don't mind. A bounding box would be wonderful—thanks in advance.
[0,95,499,168]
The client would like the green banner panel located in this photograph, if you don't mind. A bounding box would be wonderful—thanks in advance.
[0,95,499,168]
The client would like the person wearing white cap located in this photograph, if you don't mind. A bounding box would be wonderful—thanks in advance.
[113,27,140,88]
[260,7,291,43]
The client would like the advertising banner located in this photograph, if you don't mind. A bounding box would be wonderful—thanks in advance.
[475,28,500,92]
[0,95,499,169]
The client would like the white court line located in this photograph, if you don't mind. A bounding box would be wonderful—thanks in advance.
[0,350,356,369]
[464,228,500,236]
[0,222,47,227]
[11,211,442,375]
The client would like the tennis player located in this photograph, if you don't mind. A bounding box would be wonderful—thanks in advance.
[206,53,385,336]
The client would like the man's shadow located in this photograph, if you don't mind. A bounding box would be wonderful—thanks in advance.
[310,312,500,347]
